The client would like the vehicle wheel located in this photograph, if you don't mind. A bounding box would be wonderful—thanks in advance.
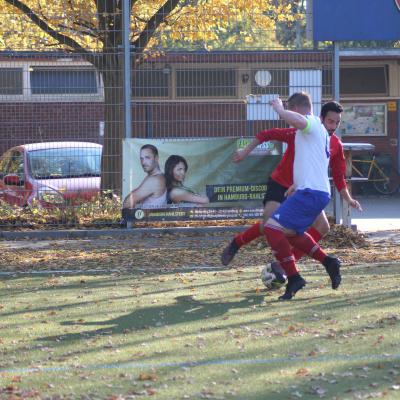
[373,169,399,195]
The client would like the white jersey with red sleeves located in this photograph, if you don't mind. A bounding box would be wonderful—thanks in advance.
[293,114,331,194]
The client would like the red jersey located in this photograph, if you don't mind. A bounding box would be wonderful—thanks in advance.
[256,128,346,192]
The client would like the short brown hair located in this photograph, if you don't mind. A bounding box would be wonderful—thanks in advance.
[287,92,312,111]
[320,101,343,118]
[140,144,158,157]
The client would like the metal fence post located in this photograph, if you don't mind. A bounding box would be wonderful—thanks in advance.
[123,0,132,140]
[123,0,133,228]
[333,41,342,225]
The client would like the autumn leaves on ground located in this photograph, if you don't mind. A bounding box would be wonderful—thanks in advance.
[0,226,399,399]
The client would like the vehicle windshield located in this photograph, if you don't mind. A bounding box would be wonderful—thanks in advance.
[28,147,101,179]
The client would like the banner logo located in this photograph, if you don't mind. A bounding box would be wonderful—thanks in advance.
[396,0,400,11]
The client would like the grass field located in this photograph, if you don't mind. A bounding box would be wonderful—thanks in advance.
[1,261,400,399]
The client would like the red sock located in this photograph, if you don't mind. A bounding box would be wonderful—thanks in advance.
[288,232,327,263]
[264,225,298,277]
[292,227,322,261]
[234,222,262,247]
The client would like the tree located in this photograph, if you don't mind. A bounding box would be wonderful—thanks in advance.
[0,0,292,192]
[274,0,306,48]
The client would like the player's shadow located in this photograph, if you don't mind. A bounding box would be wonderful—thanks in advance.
[41,294,264,343]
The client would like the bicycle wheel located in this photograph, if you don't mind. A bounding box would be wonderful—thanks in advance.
[372,169,399,195]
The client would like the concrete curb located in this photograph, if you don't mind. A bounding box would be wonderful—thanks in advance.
[0,225,247,240]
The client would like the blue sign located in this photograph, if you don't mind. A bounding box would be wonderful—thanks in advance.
[312,0,400,41]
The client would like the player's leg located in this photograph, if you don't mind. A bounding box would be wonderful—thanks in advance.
[287,233,341,289]
[220,201,280,266]
[281,193,341,289]
[220,178,286,266]
[264,199,307,300]
[271,211,332,284]
[234,199,281,246]
[292,210,329,260]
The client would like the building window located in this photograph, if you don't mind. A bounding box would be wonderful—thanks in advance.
[0,68,23,95]
[322,66,389,97]
[132,68,169,97]
[251,69,289,96]
[177,69,236,97]
[321,66,333,97]
[30,68,98,94]
[341,66,388,96]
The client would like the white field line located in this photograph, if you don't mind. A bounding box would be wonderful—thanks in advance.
[0,260,397,277]
[1,353,400,375]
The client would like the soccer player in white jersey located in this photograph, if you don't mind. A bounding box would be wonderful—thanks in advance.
[264,92,341,300]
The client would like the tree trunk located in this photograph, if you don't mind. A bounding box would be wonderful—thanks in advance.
[100,54,124,194]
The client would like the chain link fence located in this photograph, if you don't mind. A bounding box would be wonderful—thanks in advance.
[0,1,333,228]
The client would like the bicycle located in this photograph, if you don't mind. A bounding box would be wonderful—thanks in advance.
[351,154,400,195]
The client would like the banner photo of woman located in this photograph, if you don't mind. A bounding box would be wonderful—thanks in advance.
[122,138,280,222]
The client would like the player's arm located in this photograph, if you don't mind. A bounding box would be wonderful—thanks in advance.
[170,188,209,204]
[122,179,154,208]
[233,128,296,163]
[330,142,362,211]
[233,138,260,163]
[339,187,362,210]
[256,127,296,144]
[270,97,308,130]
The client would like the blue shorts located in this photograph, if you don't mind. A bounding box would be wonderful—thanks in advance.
[270,189,330,234]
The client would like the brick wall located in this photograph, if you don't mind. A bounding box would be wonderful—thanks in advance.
[0,102,104,155]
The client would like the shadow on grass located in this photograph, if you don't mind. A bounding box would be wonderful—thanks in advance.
[235,357,400,400]
[39,293,265,343]
[0,274,256,321]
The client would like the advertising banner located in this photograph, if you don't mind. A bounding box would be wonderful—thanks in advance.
[122,138,281,222]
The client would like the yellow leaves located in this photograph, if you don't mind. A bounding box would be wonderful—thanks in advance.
[138,372,157,381]
[277,13,290,22]
[0,0,290,53]
[43,278,60,287]
[225,35,238,46]
[295,367,310,376]
[83,35,94,47]
[0,0,98,51]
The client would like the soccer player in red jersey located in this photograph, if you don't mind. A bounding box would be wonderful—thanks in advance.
[221,101,361,288]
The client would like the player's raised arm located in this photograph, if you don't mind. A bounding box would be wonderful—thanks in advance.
[270,97,308,130]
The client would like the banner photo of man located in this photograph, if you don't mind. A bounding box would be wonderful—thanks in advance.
[122,138,280,222]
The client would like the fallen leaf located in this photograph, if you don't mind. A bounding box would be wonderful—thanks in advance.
[296,368,310,376]
[138,373,157,381]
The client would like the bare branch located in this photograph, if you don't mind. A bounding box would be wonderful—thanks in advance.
[57,23,99,40]
[68,18,99,39]
[5,0,103,65]
[4,0,91,55]
[133,0,180,53]
[133,15,148,24]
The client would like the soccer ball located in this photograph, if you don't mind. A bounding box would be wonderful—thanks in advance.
[261,265,277,289]
[260,264,285,289]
